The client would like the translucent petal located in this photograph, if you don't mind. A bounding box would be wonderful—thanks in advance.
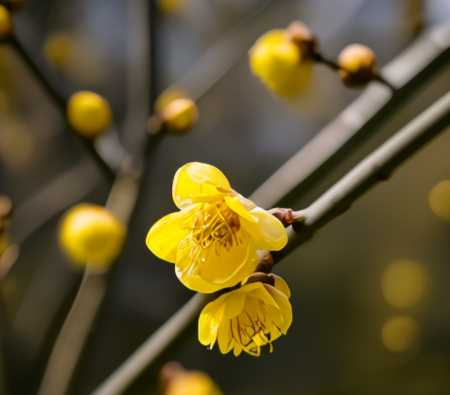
[241,207,288,251]
[266,286,293,334]
[172,162,231,208]
[217,321,233,354]
[224,196,257,223]
[145,205,197,263]
[272,274,291,298]
[223,292,246,319]
[198,299,224,346]
[175,232,258,293]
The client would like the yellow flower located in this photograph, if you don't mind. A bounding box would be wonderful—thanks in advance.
[160,97,198,133]
[165,371,223,395]
[44,32,76,69]
[198,275,293,356]
[59,204,126,270]
[146,162,288,293]
[0,5,12,39]
[249,29,312,98]
[67,91,112,138]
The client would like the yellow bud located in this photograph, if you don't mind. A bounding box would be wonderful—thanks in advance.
[159,0,185,14]
[381,260,429,308]
[59,204,126,270]
[249,29,312,98]
[161,98,198,132]
[67,91,112,138]
[0,5,12,39]
[44,33,75,69]
[337,44,377,87]
[429,180,450,221]
[382,315,419,353]
[166,371,223,395]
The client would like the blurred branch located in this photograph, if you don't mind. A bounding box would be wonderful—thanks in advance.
[168,0,273,102]
[6,34,119,180]
[251,24,450,208]
[92,293,210,395]
[90,27,450,394]
[37,163,142,395]
[275,91,450,262]
[36,2,160,393]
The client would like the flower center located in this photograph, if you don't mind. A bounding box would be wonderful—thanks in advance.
[230,303,281,356]
[191,202,240,250]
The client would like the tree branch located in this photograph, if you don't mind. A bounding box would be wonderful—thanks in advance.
[90,26,450,394]
[275,91,450,262]
[7,34,120,180]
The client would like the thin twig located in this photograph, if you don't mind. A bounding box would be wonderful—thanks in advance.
[90,26,450,394]
[7,35,118,180]
[274,91,450,262]
[36,164,142,395]
[251,24,450,208]
[92,293,210,395]
[36,1,159,392]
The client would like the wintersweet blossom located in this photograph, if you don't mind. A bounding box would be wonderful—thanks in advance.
[249,29,312,98]
[198,275,293,356]
[146,162,288,293]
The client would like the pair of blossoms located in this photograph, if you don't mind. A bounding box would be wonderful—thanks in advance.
[60,163,293,357]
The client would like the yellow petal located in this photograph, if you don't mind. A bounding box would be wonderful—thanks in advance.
[241,207,287,251]
[223,292,246,318]
[175,232,258,293]
[224,196,257,223]
[172,162,231,208]
[272,274,291,298]
[217,321,233,354]
[266,286,293,334]
[146,205,197,263]
[198,299,224,346]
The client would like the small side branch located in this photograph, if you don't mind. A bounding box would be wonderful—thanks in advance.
[275,92,450,262]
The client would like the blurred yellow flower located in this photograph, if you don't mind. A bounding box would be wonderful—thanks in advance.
[59,204,126,270]
[166,371,222,395]
[382,315,419,353]
[0,5,12,38]
[159,0,186,14]
[146,162,288,293]
[429,180,450,221]
[381,259,429,308]
[337,43,377,87]
[198,276,292,356]
[161,97,198,133]
[249,29,312,98]
[44,32,76,69]
[67,91,112,138]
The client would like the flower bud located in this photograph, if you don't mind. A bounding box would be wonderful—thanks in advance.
[67,91,112,138]
[44,33,75,69]
[59,204,126,270]
[160,97,198,133]
[337,44,377,87]
[286,21,317,59]
[0,195,13,220]
[0,5,12,39]
[161,363,223,395]
[249,29,312,98]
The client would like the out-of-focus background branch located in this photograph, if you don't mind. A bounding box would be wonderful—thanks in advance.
[0,1,450,395]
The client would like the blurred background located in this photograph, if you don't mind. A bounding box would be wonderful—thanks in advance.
[1,0,450,394]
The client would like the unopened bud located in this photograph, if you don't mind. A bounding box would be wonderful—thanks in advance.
[160,97,198,133]
[0,5,12,39]
[67,91,112,138]
[0,196,13,220]
[286,21,318,59]
[337,44,377,87]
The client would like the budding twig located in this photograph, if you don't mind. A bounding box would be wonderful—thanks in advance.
[7,34,118,180]
[90,25,450,395]
[274,92,450,263]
